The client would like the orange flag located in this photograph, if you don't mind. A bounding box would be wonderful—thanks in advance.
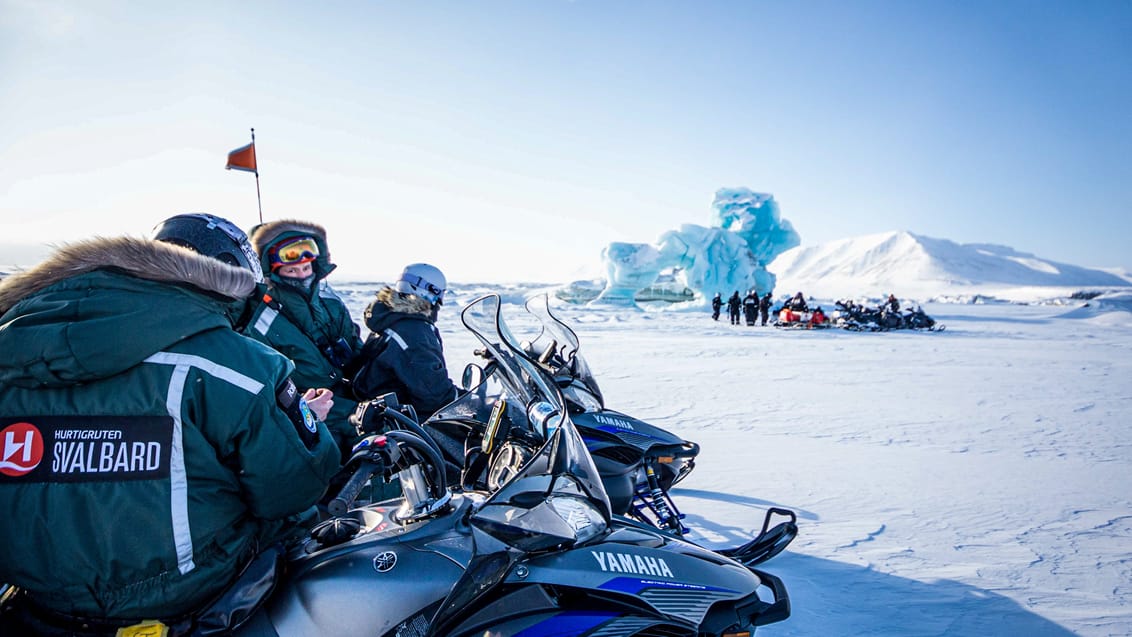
[226,142,257,173]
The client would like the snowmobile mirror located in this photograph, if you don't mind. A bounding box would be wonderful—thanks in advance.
[461,363,484,391]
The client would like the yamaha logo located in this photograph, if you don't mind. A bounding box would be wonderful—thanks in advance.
[1,422,44,477]
[594,414,634,430]
[591,550,674,578]
[373,551,398,573]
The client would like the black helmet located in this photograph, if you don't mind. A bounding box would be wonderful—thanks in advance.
[152,213,264,284]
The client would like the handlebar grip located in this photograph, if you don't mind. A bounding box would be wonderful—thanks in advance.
[328,460,379,517]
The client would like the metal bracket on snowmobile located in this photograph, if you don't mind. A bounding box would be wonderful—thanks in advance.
[719,507,798,567]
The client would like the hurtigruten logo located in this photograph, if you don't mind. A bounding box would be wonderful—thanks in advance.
[0,422,45,477]
[0,416,173,484]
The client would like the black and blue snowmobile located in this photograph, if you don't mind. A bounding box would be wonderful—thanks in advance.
[231,292,791,635]
[420,294,796,568]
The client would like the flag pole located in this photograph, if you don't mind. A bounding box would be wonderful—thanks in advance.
[251,128,263,224]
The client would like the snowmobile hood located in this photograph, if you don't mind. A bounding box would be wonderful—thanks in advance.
[572,410,687,448]
[0,237,246,388]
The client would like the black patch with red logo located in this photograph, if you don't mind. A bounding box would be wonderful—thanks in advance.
[0,416,173,483]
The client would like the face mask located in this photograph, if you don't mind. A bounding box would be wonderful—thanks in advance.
[280,274,316,292]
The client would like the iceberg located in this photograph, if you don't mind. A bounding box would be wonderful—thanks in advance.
[592,188,800,306]
[595,242,664,304]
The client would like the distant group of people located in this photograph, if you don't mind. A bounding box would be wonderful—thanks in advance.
[0,213,460,633]
[712,290,774,326]
[713,289,891,329]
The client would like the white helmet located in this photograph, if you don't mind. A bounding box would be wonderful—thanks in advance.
[395,263,447,305]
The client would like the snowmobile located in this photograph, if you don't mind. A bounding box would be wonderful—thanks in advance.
[414,294,795,563]
[831,300,877,331]
[773,306,831,329]
[424,294,702,534]
[233,293,792,636]
[831,300,944,332]
[903,305,945,331]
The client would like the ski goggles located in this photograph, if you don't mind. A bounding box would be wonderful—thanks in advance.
[270,236,320,268]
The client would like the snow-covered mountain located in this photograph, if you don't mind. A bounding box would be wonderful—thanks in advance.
[770,230,1131,302]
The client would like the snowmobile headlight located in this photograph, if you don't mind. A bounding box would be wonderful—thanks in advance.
[548,495,607,545]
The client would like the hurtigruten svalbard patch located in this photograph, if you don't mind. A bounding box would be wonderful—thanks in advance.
[591,550,674,578]
[0,417,173,483]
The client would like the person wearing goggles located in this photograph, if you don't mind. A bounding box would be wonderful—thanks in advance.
[242,220,366,462]
[349,263,459,420]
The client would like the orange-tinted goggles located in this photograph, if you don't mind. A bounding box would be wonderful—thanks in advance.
[271,236,320,268]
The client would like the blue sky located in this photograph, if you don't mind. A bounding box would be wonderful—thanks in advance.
[1,1,1129,282]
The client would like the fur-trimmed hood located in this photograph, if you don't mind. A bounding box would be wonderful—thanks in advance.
[0,236,256,316]
[0,237,255,388]
[248,219,335,280]
[364,286,435,333]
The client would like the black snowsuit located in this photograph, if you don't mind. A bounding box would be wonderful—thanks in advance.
[743,293,759,326]
[759,293,772,326]
[351,287,459,419]
[711,295,722,321]
[727,292,742,325]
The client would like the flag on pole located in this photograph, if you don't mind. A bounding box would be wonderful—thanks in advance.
[226,142,257,173]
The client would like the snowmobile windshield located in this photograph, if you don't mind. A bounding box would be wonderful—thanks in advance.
[470,404,613,552]
[426,362,510,424]
[460,294,612,546]
[460,294,561,434]
[522,294,581,364]
[521,294,605,410]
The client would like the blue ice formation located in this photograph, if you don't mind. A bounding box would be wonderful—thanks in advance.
[595,188,801,305]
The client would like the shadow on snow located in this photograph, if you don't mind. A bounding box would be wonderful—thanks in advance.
[746,552,1077,636]
[673,489,1074,636]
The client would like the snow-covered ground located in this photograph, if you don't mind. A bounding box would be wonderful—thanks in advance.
[336,283,1131,636]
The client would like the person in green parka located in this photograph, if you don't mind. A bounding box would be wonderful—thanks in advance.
[243,220,365,460]
[0,214,340,633]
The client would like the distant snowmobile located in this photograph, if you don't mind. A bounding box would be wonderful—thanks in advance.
[774,305,832,329]
[831,300,944,332]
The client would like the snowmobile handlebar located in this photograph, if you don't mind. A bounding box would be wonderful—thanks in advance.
[328,457,383,517]
[327,428,449,517]
[351,398,444,469]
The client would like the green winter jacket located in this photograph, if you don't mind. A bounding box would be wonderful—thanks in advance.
[243,220,365,456]
[0,237,340,621]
